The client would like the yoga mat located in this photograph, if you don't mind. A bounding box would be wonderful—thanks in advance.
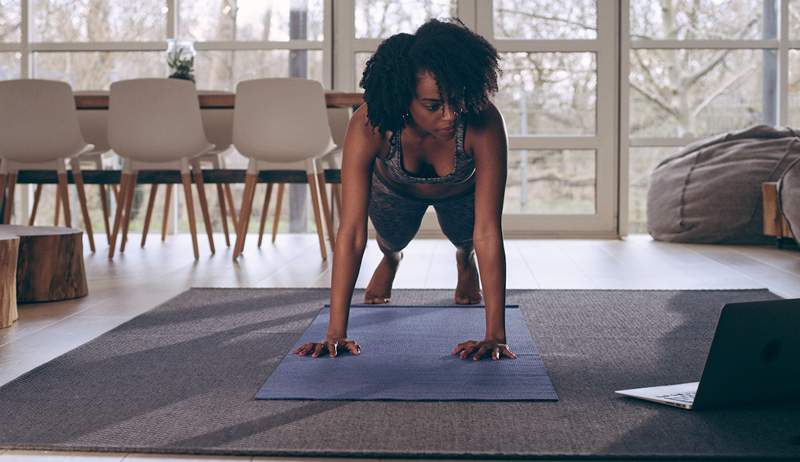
[0,288,798,460]
[256,304,558,401]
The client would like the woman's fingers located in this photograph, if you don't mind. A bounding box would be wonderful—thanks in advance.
[311,343,325,357]
[472,345,489,360]
[501,347,518,359]
[347,341,362,355]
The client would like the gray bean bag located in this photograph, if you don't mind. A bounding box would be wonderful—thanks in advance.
[777,157,800,240]
[647,125,800,244]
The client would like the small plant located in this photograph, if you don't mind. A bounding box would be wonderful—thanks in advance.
[167,40,195,82]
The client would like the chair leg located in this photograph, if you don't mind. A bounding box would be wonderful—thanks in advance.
[56,173,72,227]
[223,183,239,231]
[112,184,121,205]
[141,183,159,248]
[98,185,111,243]
[0,174,6,224]
[216,183,230,247]
[54,184,61,226]
[271,183,285,243]
[3,173,16,224]
[119,174,137,253]
[72,168,96,252]
[332,183,342,222]
[161,184,173,242]
[307,174,327,261]
[192,168,215,254]
[29,184,43,226]
[257,183,274,248]
[108,173,131,259]
[316,172,336,250]
[181,172,200,260]
[233,173,257,260]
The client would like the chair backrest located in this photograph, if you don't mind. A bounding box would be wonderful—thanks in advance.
[233,78,336,163]
[109,78,211,163]
[200,109,233,153]
[77,108,110,153]
[0,79,87,162]
[326,107,352,149]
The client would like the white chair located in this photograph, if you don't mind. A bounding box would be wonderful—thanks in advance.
[73,103,118,242]
[107,78,216,259]
[231,78,337,260]
[258,107,350,249]
[0,79,97,252]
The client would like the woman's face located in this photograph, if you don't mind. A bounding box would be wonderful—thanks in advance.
[407,70,458,140]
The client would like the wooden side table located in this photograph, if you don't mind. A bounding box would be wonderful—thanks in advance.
[762,182,795,248]
[0,225,88,303]
[0,234,19,328]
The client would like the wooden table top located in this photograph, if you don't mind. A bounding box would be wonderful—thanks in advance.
[74,91,364,109]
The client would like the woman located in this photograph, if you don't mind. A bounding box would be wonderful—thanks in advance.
[293,18,516,362]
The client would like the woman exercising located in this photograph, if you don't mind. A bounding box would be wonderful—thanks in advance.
[293,18,516,362]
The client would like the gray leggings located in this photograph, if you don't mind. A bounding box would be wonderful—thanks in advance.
[368,172,475,252]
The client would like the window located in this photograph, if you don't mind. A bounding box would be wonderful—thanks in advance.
[623,0,791,234]
[3,1,797,237]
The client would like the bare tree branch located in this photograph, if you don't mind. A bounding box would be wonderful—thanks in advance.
[683,17,757,88]
[690,61,758,117]
[632,49,670,103]
[630,80,679,117]
[494,8,597,32]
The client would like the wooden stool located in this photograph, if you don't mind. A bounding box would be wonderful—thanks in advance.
[0,225,88,302]
[0,234,19,328]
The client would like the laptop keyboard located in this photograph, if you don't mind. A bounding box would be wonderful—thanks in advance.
[656,392,695,404]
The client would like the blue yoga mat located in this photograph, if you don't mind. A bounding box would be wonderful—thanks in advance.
[256,304,558,401]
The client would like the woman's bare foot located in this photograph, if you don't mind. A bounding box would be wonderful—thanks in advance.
[364,251,402,304]
[455,248,482,304]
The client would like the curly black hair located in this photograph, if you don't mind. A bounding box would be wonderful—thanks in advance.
[359,18,500,135]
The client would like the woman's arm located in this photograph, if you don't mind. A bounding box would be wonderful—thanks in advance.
[327,106,383,339]
[469,103,509,343]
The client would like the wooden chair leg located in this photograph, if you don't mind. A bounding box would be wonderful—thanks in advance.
[112,184,121,205]
[192,167,215,254]
[332,183,342,222]
[223,183,239,231]
[257,183,274,248]
[56,172,72,228]
[28,184,43,226]
[72,168,96,252]
[216,183,230,247]
[307,174,327,261]
[54,184,61,226]
[316,172,336,250]
[2,173,16,224]
[271,183,285,243]
[161,184,173,242]
[98,185,111,243]
[0,174,6,224]
[181,173,200,260]
[141,183,158,248]
[108,173,130,259]
[233,173,257,260]
[119,174,137,253]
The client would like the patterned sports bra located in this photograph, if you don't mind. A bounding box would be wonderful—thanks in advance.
[376,117,475,185]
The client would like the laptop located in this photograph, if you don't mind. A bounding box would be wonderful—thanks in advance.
[615,298,800,410]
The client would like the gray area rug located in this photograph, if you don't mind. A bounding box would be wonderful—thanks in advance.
[1,288,799,460]
[256,304,558,401]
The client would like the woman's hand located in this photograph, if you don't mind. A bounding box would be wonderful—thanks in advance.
[292,336,361,358]
[452,338,517,361]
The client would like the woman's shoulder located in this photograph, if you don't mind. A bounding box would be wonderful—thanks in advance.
[344,104,395,162]
[464,101,506,153]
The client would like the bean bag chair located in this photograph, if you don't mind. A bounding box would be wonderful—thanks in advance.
[777,156,800,240]
[647,125,800,244]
